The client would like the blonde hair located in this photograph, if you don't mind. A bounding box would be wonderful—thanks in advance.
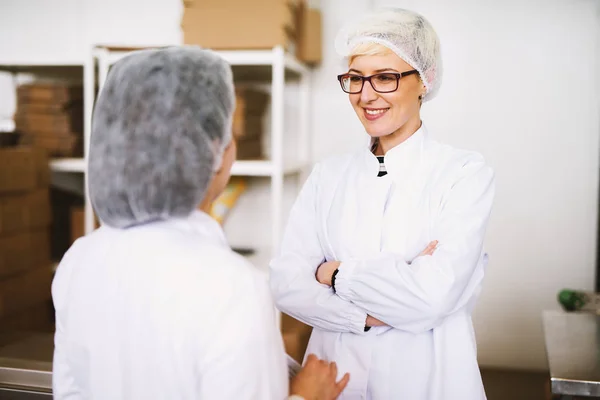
[348,42,392,65]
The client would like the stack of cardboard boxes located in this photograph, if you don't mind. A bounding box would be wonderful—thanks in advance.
[0,146,54,334]
[182,0,322,65]
[15,83,84,158]
[233,88,270,160]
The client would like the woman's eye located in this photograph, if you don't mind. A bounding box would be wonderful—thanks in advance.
[376,74,394,82]
[349,76,362,83]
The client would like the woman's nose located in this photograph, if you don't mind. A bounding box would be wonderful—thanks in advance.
[360,80,378,102]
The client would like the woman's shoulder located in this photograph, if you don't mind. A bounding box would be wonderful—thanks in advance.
[425,138,491,174]
[315,151,360,171]
[306,151,362,183]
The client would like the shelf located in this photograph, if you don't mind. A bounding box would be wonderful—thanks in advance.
[93,46,309,75]
[50,158,307,177]
[49,158,86,173]
[231,160,307,176]
[0,58,84,73]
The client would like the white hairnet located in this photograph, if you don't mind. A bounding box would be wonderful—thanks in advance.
[335,8,442,101]
[89,46,235,228]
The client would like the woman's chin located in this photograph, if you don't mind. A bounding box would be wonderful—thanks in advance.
[364,127,392,138]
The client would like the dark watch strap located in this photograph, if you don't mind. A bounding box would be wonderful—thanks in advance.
[331,268,340,293]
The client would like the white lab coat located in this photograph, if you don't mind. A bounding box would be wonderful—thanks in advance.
[52,211,288,400]
[270,125,495,400]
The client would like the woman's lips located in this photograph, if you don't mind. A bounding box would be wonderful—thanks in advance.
[363,107,389,121]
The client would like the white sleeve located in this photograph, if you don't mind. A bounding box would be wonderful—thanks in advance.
[334,158,495,334]
[196,268,288,400]
[51,250,81,399]
[270,164,368,335]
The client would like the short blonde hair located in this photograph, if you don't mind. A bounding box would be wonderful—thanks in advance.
[348,42,392,65]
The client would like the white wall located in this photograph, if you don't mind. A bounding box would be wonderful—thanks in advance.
[312,0,600,370]
[1,0,599,371]
[0,0,183,124]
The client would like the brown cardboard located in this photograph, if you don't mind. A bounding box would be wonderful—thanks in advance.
[236,138,263,160]
[233,89,269,140]
[0,147,49,194]
[182,1,298,50]
[0,231,51,279]
[297,7,322,64]
[0,147,36,194]
[17,84,83,105]
[15,111,83,135]
[70,206,99,244]
[0,266,53,318]
[0,190,51,235]
[282,312,312,334]
[0,302,54,333]
[16,101,82,114]
[281,313,312,363]
[283,331,305,364]
[20,132,82,158]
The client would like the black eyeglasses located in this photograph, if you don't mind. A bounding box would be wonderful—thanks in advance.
[337,70,419,94]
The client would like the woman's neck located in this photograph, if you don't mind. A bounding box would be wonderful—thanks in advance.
[375,117,422,155]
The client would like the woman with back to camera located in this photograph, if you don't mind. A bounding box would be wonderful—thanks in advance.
[270,8,495,400]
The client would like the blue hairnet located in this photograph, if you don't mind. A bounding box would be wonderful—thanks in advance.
[89,46,234,228]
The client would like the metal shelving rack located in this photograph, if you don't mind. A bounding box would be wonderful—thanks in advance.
[2,45,312,265]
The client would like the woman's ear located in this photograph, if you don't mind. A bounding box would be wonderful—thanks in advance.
[418,85,427,101]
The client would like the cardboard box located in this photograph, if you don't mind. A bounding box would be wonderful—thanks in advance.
[0,302,54,333]
[17,83,83,105]
[0,266,53,319]
[15,110,83,135]
[282,313,312,334]
[0,190,51,235]
[0,147,49,194]
[182,1,298,50]
[297,7,322,65]
[283,331,306,364]
[281,313,312,363]
[236,137,263,160]
[20,132,82,158]
[0,231,51,279]
[16,101,82,114]
[233,88,269,140]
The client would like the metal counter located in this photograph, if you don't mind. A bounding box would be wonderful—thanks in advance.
[0,333,53,399]
[543,310,600,398]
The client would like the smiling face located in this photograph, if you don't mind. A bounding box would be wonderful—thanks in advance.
[348,50,426,145]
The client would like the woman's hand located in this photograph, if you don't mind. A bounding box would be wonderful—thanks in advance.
[366,315,387,327]
[316,261,341,286]
[290,354,350,400]
[418,240,438,257]
[317,241,438,286]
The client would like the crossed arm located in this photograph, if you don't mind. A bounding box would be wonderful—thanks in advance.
[270,159,494,334]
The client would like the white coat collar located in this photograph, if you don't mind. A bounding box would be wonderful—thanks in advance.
[166,210,229,248]
[364,123,427,184]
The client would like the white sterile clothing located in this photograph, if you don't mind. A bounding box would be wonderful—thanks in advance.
[52,210,288,400]
[270,124,495,400]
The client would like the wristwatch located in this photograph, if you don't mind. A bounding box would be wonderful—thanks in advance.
[331,268,340,293]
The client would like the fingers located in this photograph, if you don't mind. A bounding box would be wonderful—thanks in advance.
[330,361,338,380]
[333,373,351,398]
[419,240,439,257]
[305,353,319,366]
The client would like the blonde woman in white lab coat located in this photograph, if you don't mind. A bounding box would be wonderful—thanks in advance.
[270,8,495,400]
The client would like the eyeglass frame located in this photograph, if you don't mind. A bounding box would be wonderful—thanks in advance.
[336,70,419,94]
